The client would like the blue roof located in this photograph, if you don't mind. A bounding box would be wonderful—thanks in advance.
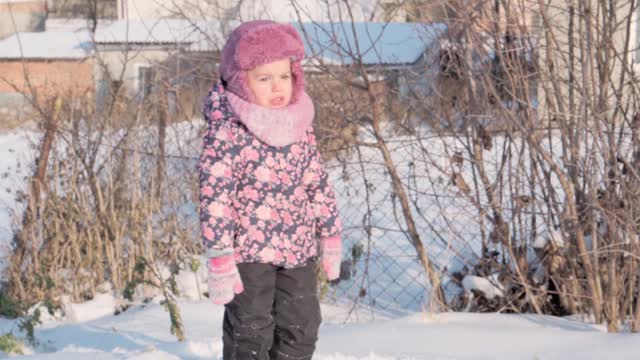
[294,22,446,66]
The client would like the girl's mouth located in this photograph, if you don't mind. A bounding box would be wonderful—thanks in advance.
[270,96,285,107]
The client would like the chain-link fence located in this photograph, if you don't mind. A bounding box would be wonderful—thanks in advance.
[323,133,489,315]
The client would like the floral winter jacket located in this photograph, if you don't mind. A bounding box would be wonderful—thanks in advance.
[198,82,342,268]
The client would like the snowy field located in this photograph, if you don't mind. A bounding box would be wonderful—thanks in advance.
[2,126,640,358]
[1,294,639,359]
[0,128,38,275]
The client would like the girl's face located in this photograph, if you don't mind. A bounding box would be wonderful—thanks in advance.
[246,58,293,109]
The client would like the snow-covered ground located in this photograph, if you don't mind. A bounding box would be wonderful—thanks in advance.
[0,128,38,275]
[2,125,640,359]
[1,294,639,359]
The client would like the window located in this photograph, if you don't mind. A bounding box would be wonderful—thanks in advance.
[111,80,122,93]
[137,66,155,99]
[439,47,463,79]
[167,89,177,114]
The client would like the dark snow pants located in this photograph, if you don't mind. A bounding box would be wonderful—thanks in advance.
[222,262,322,360]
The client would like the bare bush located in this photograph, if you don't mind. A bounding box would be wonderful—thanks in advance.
[297,0,640,332]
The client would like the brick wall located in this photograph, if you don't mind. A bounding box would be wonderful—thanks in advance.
[0,58,94,101]
[0,1,46,13]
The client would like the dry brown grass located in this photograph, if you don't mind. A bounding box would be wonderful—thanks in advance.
[3,89,202,310]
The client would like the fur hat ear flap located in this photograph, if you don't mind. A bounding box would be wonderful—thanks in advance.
[290,59,305,104]
[219,20,306,104]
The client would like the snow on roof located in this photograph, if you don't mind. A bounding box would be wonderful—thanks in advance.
[9,19,444,64]
[94,19,225,48]
[0,29,92,60]
[296,22,446,66]
[45,18,114,31]
[93,19,445,63]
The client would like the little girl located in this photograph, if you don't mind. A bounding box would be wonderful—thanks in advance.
[198,20,343,359]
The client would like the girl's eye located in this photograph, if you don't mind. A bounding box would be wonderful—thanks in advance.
[259,76,270,82]
[281,74,291,80]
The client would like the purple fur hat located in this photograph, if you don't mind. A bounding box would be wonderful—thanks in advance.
[219,20,306,104]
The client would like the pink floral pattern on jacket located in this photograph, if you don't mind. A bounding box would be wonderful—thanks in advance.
[198,82,342,268]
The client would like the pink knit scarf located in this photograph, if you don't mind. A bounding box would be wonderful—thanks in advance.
[226,90,314,147]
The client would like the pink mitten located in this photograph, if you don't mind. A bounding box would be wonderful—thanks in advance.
[320,236,342,281]
[207,251,244,305]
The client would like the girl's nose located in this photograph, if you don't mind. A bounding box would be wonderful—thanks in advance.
[271,81,280,92]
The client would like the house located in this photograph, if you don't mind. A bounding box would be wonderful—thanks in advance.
[89,19,451,123]
[0,0,47,39]
[0,14,451,122]
[92,18,225,108]
[0,27,93,115]
[295,21,447,123]
[297,21,445,80]
[461,0,636,126]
